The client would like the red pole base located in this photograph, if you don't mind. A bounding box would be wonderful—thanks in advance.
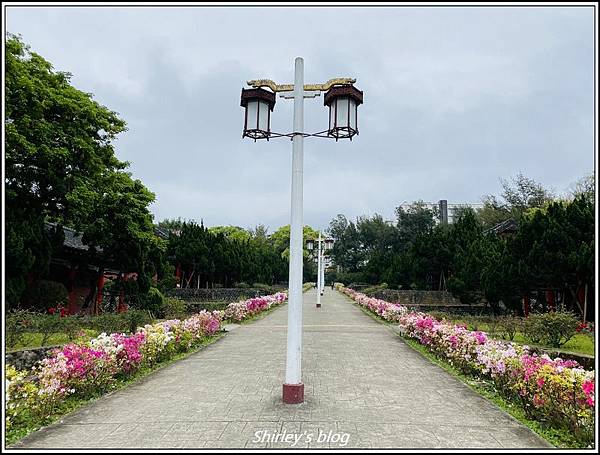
[283,383,304,404]
[316,303,321,308]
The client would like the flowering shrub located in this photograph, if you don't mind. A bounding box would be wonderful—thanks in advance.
[341,287,408,322]
[6,308,223,437]
[109,332,146,373]
[37,343,117,399]
[341,287,595,445]
[6,365,40,430]
[6,292,286,439]
[576,321,595,336]
[223,292,287,322]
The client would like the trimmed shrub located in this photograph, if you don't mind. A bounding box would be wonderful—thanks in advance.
[497,316,523,341]
[162,297,187,319]
[123,310,153,333]
[523,311,579,348]
[138,287,164,317]
[362,283,389,296]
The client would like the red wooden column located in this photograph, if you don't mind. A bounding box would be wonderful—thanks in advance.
[95,272,105,315]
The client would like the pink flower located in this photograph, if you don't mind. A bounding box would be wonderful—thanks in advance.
[583,380,594,396]
[473,331,487,345]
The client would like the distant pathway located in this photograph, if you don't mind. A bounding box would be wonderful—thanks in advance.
[12,290,551,449]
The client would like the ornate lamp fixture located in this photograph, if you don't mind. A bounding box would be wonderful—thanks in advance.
[306,238,315,251]
[240,87,276,140]
[241,77,363,141]
[324,85,363,140]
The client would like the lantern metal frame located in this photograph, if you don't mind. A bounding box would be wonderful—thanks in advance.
[324,238,335,250]
[324,85,363,141]
[240,87,276,141]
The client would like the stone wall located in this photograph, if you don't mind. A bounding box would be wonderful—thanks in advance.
[370,289,488,314]
[6,346,60,371]
[373,289,460,306]
[166,287,282,303]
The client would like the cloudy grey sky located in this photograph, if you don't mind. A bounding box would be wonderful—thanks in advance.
[6,5,595,231]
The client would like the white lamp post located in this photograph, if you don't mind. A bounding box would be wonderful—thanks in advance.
[316,231,322,308]
[241,59,363,405]
[320,251,325,295]
[320,238,333,296]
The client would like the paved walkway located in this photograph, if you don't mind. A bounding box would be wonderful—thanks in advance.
[12,290,551,449]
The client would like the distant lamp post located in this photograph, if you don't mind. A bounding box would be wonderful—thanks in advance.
[240,88,276,140]
[324,238,334,251]
[324,85,363,140]
[240,58,363,405]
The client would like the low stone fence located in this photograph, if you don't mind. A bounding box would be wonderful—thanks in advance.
[6,346,60,371]
[368,289,486,314]
[166,288,276,303]
[166,287,288,314]
[371,289,460,306]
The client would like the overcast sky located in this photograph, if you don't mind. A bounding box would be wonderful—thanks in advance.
[6,5,595,232]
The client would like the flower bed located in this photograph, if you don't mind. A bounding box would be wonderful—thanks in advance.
[222,292,287,322]
[5,292,287,441]
[340,286,595,446]
[5,309,222,435]
[340,286,409,322]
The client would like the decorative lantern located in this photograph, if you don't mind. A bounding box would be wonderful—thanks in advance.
[240,87,276,140]
[324,238,334,250]
[306,239,315,251]
[324,85,363,140]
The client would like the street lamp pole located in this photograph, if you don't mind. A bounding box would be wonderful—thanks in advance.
[240,59,363,406]
[316,231,322,308]
[283,57,305,404]
[321,249,325,294]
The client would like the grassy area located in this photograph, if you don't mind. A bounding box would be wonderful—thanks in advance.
[6,333,225,447]
[7,329,100,352]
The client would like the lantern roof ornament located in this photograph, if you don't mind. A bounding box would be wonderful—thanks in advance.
[247,77,356,93]
[324,85,363,107]
[240,87,276,110]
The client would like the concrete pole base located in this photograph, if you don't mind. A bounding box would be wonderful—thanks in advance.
[283,383,304,404]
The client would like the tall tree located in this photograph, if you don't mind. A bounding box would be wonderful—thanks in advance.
[478,173,554,228]
[5,35,161,308]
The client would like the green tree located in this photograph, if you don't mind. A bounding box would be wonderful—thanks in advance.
[5,35,162,309]
[478,173,554,228]
[208,226,252,243]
